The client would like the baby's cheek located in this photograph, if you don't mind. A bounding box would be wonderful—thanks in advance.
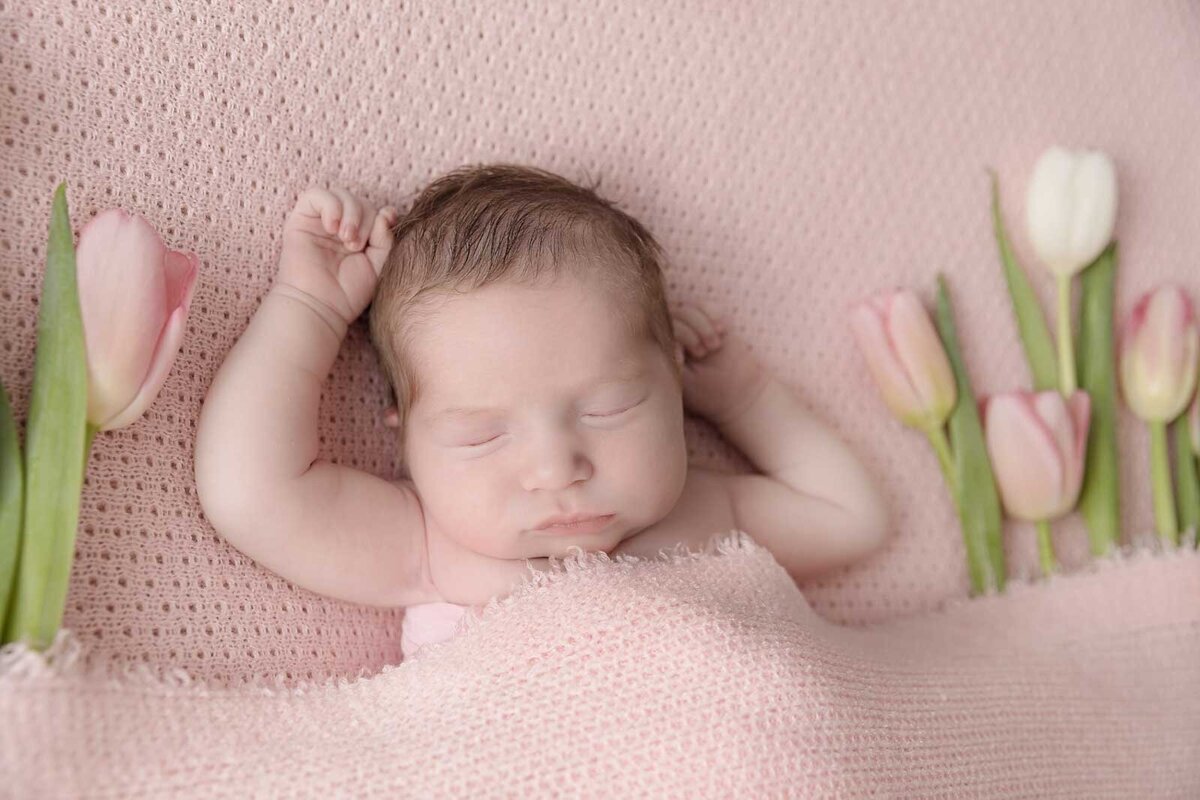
[617,419,688,516]
[420,460,491,530]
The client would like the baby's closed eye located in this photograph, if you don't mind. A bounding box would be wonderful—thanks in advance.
[451,400,646,449]
[583,399,642,418]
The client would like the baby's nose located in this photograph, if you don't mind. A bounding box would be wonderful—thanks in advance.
[519,436,592,492]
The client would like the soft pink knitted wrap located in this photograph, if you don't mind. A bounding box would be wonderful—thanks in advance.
[3,532,1199,797]
[1,0,1199,795]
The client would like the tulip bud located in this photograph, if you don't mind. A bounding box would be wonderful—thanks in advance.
[76,209,199,431]
[982,390,1091,522]
[850,289,957,432]
[1118,285,1200,423]
[1026,146,1117,278]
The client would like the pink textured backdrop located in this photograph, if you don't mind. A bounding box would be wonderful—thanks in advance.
[0,0,1197,686]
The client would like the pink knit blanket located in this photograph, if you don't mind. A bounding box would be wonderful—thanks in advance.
[2,530,1198,798]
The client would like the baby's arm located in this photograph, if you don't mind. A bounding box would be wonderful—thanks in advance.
[194,189,437,607]
[672,302,891,582]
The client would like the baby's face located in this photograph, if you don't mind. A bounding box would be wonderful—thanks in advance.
[401,270,688,561]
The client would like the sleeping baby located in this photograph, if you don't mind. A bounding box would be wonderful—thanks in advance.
[194,164,891,655]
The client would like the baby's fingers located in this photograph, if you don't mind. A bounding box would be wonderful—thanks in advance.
[673,318,701,350]
[330,188,364,248]
[365,206,399,275]
[292,187,344,237]
[673,303,722,349]
[672,315,713,360]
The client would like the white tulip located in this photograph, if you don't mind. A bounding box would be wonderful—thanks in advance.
[1025,146,1117,278]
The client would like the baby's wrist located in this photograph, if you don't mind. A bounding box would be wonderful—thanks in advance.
[269,282,350,342]
[714,369,773,428]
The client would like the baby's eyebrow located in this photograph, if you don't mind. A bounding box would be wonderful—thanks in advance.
[432,371,647,423]
[432,405,502,422]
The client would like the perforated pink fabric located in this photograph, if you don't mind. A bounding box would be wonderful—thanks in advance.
[0,0,1197,691]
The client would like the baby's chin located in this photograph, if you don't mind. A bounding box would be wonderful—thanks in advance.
[517,524,636,560]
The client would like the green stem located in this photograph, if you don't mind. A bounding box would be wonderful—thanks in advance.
[924,425,958,504]
[1034,518,1057,577]
[1172,415,1200,544]
[1075,243,1120,556]
[0,378,23,644]
[1150,420,1178,546]
[1057,273,1076,395]
[934,274,1006,596]
[5,184,89,651]
[990,171,1059,392]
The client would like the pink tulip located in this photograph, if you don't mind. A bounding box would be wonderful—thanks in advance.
[850,289,957,432]
[981,390,1091,522]
[76,209,199,431]
[1118,285,1199,423]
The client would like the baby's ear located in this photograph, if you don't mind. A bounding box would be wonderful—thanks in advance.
[382,405,400,428]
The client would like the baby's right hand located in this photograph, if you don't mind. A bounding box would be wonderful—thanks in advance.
[277,187,399,326]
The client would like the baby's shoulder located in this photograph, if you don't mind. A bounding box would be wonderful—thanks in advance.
[675,465,739,528]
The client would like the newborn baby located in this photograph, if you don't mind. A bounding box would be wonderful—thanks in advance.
[194,164,890,648]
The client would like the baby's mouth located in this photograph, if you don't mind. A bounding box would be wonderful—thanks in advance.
[531,514,615,535]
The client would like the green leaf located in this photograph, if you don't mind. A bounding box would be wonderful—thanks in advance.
[0,377,23,642]
[933,274,1007,595]
[1172,414,1200,544]
[990,171,1059,392]
[1075,243,1121,556]
[3,183,88,650]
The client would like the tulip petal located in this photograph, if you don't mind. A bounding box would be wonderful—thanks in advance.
[1063,391,1092,504]
[163,249,199,313]
[1118,293,1151,415]
[99,303,190,431]
[1146,287,1185,379]
[888,291,956,424]
[1121,286,1200,421]
[1068,152,1117,271]
[90,238,198,431]
[76,210,169,426]
[985,393,1064,521]
[1032,391,1073,472]
[1176,325,1200,417]
[1026,147,1076,275]
[850,300,926,426]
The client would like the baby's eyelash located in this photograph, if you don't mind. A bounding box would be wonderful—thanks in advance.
[459,402,643,448]
[463,434,502,448]
[584,406,633,418]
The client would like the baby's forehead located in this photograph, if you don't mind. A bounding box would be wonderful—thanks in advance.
[417,339,650,385]
[411,323,658,402]
[410,286,641,354]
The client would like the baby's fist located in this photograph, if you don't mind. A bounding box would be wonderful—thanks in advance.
[277,187,399,326]
[671,301,769,425]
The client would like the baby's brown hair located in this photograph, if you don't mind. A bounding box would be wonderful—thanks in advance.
[368,163,680,456]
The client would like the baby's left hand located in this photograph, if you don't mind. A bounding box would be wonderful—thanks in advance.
[671,301,771,425]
